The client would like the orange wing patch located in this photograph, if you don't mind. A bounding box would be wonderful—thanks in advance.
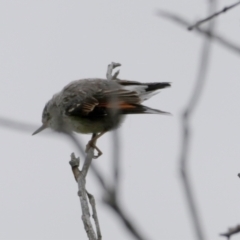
[99,101,136,109]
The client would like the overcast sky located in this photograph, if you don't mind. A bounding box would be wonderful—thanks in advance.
[0,1,240,240]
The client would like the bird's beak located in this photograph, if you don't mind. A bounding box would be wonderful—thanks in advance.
[32,124,47,135]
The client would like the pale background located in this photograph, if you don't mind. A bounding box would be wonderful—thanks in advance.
[0,1,240,240]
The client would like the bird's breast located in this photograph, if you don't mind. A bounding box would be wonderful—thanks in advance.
[68,115,124,134]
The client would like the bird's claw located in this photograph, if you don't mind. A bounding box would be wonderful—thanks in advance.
[85,140,103,159]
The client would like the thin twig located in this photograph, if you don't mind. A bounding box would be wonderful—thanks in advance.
[157,10,240,55]
[69,151,97,240]
[69,153,81,181]
[68,134,105,239]
[188,1,240,30]
[68,142,147,240]
[220,224,240,239]
[87,191,102,240]
[70,130,146,240]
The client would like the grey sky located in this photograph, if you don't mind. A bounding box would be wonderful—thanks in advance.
[0,0,240,239]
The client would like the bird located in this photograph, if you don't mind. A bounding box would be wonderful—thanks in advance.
[33,78,171,158]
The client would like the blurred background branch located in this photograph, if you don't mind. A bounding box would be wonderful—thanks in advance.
[159,1,217,240]
[157,10,240,55]
[220,224,240,239]
[0,116,37,133]
[188,1,240,30]
[178,1,216,239]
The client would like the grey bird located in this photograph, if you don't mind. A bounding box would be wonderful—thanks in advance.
[33,78,170,158]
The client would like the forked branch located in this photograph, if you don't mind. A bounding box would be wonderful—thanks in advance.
[69,152,102,240]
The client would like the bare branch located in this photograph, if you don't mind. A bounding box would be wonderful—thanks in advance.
[220,224,240,239]
[69,153,81,181]
[87,191,102,240]
[69,133,147,240]
[157,10,240,55]
[69,152,98,240]
[188,1,240,30]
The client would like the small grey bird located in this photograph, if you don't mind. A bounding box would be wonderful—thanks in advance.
[33,78,170,158]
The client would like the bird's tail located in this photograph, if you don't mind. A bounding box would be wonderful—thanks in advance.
[118,80,171,91]
[120,104,170,115]
[117,80,171,102]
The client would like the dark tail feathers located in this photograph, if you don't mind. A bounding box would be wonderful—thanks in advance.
[121,104,170,115]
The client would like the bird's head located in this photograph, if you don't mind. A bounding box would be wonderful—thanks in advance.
[33,93,73,136]
[32,101,51,135]
[32,98,62,135]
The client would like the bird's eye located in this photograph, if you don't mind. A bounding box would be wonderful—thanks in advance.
[44,112,50,120]
[42,104,51,120]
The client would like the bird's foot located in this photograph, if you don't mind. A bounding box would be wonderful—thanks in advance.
[85,140,103,159]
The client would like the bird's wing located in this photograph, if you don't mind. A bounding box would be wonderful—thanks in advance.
[64,88,142,117]
[65,96,99,116]
[64,78,170,117]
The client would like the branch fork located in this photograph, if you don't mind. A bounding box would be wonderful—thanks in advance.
[69,152,102,240]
